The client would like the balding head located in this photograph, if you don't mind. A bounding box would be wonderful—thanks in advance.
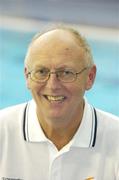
[24,26,94,69]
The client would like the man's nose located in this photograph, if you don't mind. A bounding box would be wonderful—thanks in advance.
[45,73,61,90]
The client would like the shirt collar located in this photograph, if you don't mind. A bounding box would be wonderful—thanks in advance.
[23,99,97,148]
[71,99,96,148]
[24,100,48,142]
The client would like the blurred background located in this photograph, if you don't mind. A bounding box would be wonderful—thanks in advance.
[0,0,119,116]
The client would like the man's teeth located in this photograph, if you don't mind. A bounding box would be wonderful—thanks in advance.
[45,95,65,101]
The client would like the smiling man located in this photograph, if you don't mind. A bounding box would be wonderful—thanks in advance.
[0,26,119,180]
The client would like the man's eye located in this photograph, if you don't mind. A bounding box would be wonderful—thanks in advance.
[63,70,73,75]
[39,69,45,74]
[35,69,49,77]
[65,70,71,74]
[38,69,49,75]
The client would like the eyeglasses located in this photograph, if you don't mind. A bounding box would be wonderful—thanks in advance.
[28,67,90,83]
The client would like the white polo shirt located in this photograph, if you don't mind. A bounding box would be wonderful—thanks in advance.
[0,99,119,180]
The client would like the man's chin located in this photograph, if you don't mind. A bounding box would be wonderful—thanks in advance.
[44,110,67,123]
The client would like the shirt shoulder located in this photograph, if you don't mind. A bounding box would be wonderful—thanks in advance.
[0,102,27,131]
[96,108,119,127]
[95,108,119,153]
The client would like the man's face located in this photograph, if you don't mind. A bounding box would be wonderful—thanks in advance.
[25,30,96,123]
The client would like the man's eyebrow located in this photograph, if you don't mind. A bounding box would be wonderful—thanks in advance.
[33,65,77,71]
[35,65,49,69]
[55,67,77,72]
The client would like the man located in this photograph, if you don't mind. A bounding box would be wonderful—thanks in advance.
[0,26,119,180]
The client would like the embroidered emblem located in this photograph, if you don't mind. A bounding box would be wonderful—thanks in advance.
[85,177,95,180]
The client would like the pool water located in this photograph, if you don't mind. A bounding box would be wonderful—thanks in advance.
[0,28,119,116]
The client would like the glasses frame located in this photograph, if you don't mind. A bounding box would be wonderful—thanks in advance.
[28,66,90,83]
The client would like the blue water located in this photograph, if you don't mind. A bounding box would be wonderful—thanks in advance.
[0,28,119,116]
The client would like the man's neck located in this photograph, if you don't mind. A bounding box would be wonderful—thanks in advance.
[37,102,84,150]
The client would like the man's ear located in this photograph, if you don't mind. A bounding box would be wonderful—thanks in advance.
[24,67,31,89]
[86,65,96,90]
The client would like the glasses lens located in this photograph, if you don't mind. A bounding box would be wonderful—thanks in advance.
[31,68,49,82]
[30,68,78,83]
[58,70,75,82]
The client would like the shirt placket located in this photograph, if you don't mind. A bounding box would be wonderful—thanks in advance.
[49,155,62,180]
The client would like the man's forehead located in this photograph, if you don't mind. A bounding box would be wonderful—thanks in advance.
[27,29,86,67]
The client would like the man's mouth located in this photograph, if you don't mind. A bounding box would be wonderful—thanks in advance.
[44,95,66,102]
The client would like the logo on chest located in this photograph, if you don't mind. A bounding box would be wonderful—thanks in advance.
[85,177,95,180]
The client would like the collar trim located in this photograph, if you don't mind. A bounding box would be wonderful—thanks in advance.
[23,100,97,148]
